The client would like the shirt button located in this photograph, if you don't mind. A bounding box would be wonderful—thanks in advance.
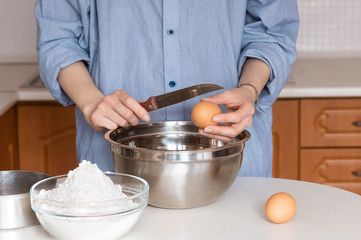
[167,29,174,36]
[169,81,176,87]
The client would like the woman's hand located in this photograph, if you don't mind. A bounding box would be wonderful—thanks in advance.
[83,90,150,131]
[198,86,257,142]
[58,61,150,131]
[198,58,270,142]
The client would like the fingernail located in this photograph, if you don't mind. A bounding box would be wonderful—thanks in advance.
[199,129,207,135]
[143,114,150,122]
[213,117,220,122]
[204,128,213,133]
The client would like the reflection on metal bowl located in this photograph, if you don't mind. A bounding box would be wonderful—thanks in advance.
[105,121,250,209]
[0,170,50,229]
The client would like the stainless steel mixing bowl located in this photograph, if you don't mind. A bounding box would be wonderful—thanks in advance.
[105,121,250,209]
[0,170,50,229]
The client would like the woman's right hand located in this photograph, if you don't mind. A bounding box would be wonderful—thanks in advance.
[83,89,150,131]
[58,61,150,131]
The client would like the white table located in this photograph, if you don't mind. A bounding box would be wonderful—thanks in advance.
[1,177,361,240]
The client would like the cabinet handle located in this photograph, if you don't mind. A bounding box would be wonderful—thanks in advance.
[352,171,361,177]
[352,121,361,127]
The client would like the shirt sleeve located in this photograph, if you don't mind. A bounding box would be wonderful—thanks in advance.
[238,0,299,107]
[35,0,91,106]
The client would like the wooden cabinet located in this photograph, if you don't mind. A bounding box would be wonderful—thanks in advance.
[17,102,77,176]
[299,98,361,194]
[300,98,361,147]
[272,100,299,179]
[0,107,18,170]
[300,148,361,194]
[273,97,361,195]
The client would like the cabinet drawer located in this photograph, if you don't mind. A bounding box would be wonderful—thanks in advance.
[300,148,361,194]
[300,98,361,147]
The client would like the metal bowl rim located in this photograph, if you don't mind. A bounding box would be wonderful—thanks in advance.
[0,170,51,196]
[104,121,250,153]
[0,170,51,177]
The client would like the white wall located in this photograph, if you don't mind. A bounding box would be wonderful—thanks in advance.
[0,0,360,63]
[0,0,37,63]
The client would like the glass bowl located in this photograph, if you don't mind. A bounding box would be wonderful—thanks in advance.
[30,173,149,240]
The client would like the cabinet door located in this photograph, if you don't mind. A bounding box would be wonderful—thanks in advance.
[272,100,299,179]
[300,98,361,147]
[0,107,18,170]
[300,148,361,195]
[17,102,77,176]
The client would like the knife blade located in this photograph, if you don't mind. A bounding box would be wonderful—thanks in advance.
[140,83,224,112]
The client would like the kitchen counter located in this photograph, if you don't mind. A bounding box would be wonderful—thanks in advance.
[0,63,53,116]
[0,92,17,116]
[281,58,361,98]
[1,177,361,240]
[0,63,38,92]
[1,58,361,116]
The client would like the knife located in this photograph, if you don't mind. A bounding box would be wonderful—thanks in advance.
[140,83,224,112]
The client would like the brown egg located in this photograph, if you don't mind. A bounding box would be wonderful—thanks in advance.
[191,101,222,129]
[265,192,297,224]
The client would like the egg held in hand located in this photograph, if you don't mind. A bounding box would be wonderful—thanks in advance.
[191,101,222,128]
[265,192,297,224]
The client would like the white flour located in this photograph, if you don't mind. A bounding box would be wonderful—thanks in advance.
[38,160,136,216]
[40,160,128,203]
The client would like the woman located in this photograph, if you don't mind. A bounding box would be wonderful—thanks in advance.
[35,0,299,176]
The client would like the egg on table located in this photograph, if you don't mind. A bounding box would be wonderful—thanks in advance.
[191,101,222,128]
[265,192,297,224]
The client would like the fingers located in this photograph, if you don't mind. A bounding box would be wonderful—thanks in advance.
[90,110,122,131]
[212,105,254,125]
[200,118,252,140]
[197,108,253,142]
[201,91,228,105]
[197,89,256,141]
[198,129,232,142]
[88,90,151,130]
[117,91,150,122]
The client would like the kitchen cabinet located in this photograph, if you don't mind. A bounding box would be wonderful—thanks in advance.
[0,106,18,170]
[272,97,361,195]
[272,99,299,179]
[300,98,361,147]
[17,102,77,176]
[299,98,361,194]
[300,148,361,194]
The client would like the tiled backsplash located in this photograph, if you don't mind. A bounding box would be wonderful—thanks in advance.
[0,0,360,63]
[297,0,361,57]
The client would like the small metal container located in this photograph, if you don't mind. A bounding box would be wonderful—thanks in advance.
[0,170,50,229]
[105,121,250,209]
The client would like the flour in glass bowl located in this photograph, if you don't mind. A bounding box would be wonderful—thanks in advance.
[40,160,125,201]
[33,160,146,240]
[38,160,136,215]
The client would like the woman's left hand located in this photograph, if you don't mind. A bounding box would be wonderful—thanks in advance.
[198,86,257,142]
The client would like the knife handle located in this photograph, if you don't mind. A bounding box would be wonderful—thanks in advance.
[140,96,158,112]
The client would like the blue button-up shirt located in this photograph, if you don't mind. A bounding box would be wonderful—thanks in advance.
[35,0,299,176]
